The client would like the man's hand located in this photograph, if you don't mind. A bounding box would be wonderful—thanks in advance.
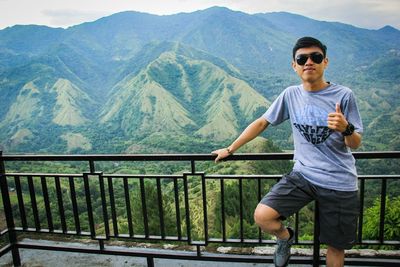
[211,117,269,163]
[327,103,362,149]
[327,103,348,132]
[211,148,232,163]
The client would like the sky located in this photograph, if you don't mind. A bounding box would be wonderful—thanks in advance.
[0,0,399,30]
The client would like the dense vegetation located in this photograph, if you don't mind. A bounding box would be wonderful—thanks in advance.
[2,138,399,250]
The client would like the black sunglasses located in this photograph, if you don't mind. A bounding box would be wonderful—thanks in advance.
[295,52,324,65]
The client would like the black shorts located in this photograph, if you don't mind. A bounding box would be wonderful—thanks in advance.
[260,171,359,250]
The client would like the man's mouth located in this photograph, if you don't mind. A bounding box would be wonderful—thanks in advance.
[303,68,315,72]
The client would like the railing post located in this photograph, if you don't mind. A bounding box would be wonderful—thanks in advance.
[313,201,320,267]
[147,257,155,267]
[0,151,21,266]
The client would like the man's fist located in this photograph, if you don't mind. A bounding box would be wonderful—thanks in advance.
[327,103,348,133]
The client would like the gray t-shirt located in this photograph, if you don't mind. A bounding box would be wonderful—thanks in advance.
[262,83,363,191]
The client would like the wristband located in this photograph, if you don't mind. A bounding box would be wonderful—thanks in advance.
[342,122,355,136]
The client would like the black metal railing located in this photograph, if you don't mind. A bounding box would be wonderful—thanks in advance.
[0,151,399,266]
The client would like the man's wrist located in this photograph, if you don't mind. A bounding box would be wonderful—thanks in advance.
[226,147,234,155]
[342,122,355,136]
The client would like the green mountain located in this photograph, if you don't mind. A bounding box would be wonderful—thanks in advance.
[0,76,97,151]
[100,44,270,142]
[51,78,95,126]
[0,41,270,152]
[0,7,399,153]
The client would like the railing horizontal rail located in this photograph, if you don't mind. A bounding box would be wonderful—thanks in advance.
[15,241,276,263]
[0,229,9,238]
[14,241,400,266]
[2,151,400,161]
[0,244,12,258]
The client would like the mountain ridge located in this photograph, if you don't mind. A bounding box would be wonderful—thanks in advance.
[0,7,399,152]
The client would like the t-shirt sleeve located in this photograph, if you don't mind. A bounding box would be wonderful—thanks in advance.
[262,90,289,126]
[343,92,363,134]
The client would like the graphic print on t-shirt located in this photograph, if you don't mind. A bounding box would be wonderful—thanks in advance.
[293,104,333,145]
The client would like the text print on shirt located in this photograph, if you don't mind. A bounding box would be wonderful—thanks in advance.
[293,104,333,145]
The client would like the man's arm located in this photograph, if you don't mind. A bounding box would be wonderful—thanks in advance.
[212,117,270,162]
[344,131,362,149]
[327,103,362,149]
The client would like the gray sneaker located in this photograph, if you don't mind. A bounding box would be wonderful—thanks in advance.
[274,227,294,267]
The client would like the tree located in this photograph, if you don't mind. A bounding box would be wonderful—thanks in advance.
[363,196,400,243]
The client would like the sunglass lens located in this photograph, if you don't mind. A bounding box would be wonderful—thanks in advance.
[296,55,308,65]
[310,53,324,64]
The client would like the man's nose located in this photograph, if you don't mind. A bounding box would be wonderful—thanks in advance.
[305,57,314,65]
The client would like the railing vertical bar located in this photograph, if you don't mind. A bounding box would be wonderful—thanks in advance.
[89,160,95,174]
[190,160,195,174]
[147,257,154,267]
[27,175,41,231]
[41,176,54,231]
[55,176,67,233]
[220,178,226,242]
[173,178,182,240]
[196,245,201,256]
[183,175,191,243]
[201,173,208,244]
[239,178,244,242]
[140,177,149,238]
[83,173,96,238]
[123,177,134,237]
[99,174,109,239]
[379,178,387,243]
[68,176,81,234]
[14,175,27,229]
[156,178,165,239]
[108,177,118,236]
[312,201,320,267]
[0,151,21,267]
[257,177,262,242]
[358,178,365,242]
[295,211,299,243]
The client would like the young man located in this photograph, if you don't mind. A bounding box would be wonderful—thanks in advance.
[212,37,363,267]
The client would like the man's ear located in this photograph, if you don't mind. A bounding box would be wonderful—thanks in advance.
[324,57,329,68]
[292,61,297,72]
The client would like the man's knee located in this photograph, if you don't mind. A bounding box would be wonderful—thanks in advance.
[253,203,280,228]
[327,245,344,255]
[326,245,345,267]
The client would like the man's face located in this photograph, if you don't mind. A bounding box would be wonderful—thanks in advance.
[292,46,328,84]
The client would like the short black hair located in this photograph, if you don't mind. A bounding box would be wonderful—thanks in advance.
[292,36,327,59]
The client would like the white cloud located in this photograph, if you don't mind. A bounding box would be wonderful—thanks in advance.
[291,0,400,29]
[219,0,400,29]
[41,9,109,27]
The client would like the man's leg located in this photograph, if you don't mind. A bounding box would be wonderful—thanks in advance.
[255,172,313,267]
[255,172,312,239]
[253,203,290,240]
[318,189,359,267]
[254,204,294,267]
[326,246,344,267]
